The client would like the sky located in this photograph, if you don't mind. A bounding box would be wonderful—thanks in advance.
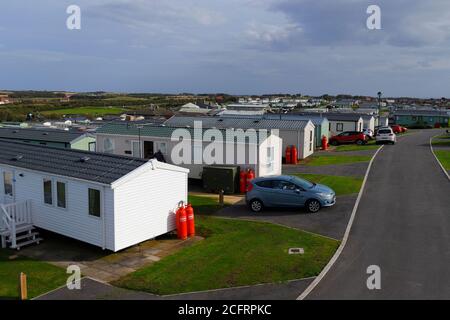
[1,0,450,97]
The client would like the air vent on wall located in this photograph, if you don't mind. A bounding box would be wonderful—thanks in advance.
[12,155,23,161]
[80,156,91,163]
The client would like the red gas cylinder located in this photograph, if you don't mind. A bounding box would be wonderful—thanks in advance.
[291,146,298,165]
[186,203,195,237]
[285,146,292,164]
[322,136,328,150]
[239,169,247,193]
[246,169,255,192]
[177,205,188,240]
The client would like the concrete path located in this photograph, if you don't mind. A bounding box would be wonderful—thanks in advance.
[306,129,450,299]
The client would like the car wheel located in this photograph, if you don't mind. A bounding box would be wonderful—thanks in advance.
[249,199,264,213]
[306,199,321,213]
[356,139,364,145]
[330,140,338,146]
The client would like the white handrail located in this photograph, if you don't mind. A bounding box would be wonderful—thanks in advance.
[0,200,32,249]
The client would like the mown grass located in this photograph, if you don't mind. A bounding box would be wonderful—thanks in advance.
[302,154,372,166]
[0,250,67,299]
[42,106,127,116]
[113,196,339,295]
[334,140,379,152]
[434,150,450,170]
[294,174,363,196]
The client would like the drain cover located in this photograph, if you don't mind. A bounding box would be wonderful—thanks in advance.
[288,248,304,255]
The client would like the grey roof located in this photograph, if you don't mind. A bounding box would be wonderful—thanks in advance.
[0,127,86,144]
[0,139,147,185]
[164,116,312,130]
[393,110,449,117]
[299,112,362,122]
[262,114,329,125]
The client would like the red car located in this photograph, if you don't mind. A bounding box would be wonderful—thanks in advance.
[329,131,368,146]
[391,125,407,134]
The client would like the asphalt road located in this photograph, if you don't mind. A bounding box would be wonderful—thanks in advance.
[307,129,450,299]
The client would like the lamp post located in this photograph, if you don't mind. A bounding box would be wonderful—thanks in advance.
[136,125,143,158]
[377,91,382,113]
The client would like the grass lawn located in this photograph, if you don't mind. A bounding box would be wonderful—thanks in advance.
[113,196,339,295]
[334,140,379,152]
[0,250,67,299]
[302,154,372,166]
[42,106,127,116]
[435,150,450,170]
[432,140,450,147]
[294,174,363,196]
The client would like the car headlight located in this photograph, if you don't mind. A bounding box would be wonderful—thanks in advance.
[317,193,333,199]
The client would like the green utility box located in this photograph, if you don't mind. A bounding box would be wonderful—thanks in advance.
[202,165,240,194]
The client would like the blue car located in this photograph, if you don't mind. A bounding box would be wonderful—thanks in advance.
[246,175,336,213]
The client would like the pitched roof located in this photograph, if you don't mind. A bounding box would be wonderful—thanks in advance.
[393,110,449,117]
[0,139,148,185]
[299,112,362,122]
[164,115,312,130]
[96,122,274,143]
[0,127,86,144]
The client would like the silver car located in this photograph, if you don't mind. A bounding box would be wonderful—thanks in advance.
[246,175,336,213]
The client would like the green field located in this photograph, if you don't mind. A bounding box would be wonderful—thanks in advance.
[113,195,339,295]
[42,107,127,117]
[435,150,450,170]
[294,174,363,196]
[0,250,67,299]
[334,140,379,152]
[302,154,372,166]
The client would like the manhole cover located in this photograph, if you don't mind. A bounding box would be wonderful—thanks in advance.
[288,248,304,255]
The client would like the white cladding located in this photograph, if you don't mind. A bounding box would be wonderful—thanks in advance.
[0,160,188,252]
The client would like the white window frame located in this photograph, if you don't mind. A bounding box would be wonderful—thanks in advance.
[3,171,13,198]
[56,180,68,209]
[103,138,115,154]
[131,140,142,158]
[157,142,167,155]
[43,178,53,206]
[88,188,102,219]
[336,123,344,132]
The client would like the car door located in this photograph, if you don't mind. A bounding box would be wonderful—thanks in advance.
[270,180,304,207]
[339,132,350,143]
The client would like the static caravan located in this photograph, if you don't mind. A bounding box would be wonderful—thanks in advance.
[0,127,96,151]
[0,140,188,251]
[95,122,282,180]
[164,115,315,159]
[321,113,364,136]
[262,114,330,149]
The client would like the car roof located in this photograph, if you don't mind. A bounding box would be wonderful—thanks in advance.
[253,175,294,182]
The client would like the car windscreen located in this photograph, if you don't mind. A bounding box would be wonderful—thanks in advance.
[378,129,391,134]
[292,176,315,189]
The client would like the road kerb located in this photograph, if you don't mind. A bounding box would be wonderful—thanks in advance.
[296,145,384,300]
[430,135,450,181]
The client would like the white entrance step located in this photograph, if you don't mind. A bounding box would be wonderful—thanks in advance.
[15,237,43,251]
[0,223,34,237]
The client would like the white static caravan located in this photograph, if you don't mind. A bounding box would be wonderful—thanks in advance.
[321,113,364,136]
[95,122,282,180]
[0,140,188,251]
[163,116,316,160]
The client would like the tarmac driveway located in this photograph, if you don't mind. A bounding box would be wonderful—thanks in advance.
[215,196,356,240]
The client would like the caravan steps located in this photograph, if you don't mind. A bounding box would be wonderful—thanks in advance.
[0,224,34,237]
[14,237,43,251]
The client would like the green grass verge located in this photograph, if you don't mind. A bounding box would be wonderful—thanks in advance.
[112,196,339,295]
[294,174,363,196]
[0,250,67,299]
[334,140,379,152]
[434,150,450,170]
[432,140,450,147]
[303,154,371,166]
[42,107,127,116]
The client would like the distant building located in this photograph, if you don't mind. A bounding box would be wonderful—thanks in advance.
[0,94,11,105]
[0,127,96,151]
[393,110,449,127]
[226,103,270,112]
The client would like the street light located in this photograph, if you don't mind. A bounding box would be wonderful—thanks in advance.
[136,125,144,158]
[377,91,382,112]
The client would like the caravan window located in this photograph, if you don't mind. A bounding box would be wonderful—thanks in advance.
[57,182,67,209]
[3,172,13,196]
[88,188,101,217]
[43,179,53,205]
[103,138,114,154]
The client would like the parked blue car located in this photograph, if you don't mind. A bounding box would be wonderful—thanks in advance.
[246,175,336,213]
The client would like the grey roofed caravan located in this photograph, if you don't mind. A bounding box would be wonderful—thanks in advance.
[0,139,147,184]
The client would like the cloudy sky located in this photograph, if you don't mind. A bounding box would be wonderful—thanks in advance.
[1,0,450,97]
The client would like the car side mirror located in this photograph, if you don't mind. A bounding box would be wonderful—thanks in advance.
[295,189,301,194]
